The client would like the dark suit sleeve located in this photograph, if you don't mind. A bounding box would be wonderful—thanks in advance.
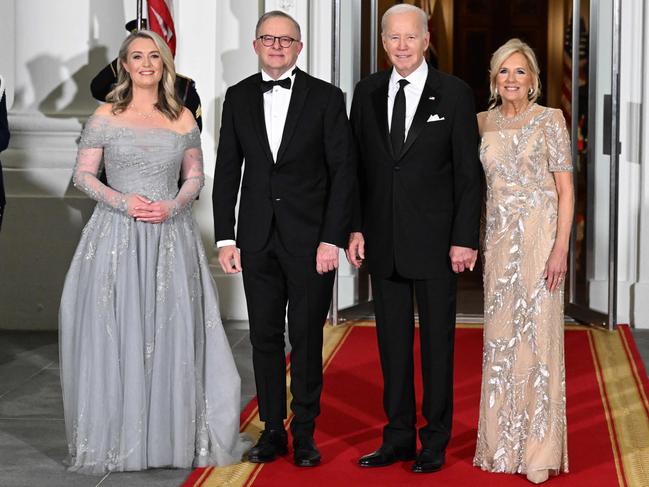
[349,83,364,234]
[184,81,202,132]
[450,83,481,249]
[0,92,9,229]
[212,88,244,243]
[175,76,202,132]
[319,87,356,248]
[0,92,9,152]
[90,60,119,102]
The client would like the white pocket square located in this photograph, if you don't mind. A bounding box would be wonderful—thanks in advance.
[427,114,445,122]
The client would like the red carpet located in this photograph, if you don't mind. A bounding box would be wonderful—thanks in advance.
[184,323,649,486]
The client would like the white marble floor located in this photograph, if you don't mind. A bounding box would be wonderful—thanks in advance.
[0,321,254,487]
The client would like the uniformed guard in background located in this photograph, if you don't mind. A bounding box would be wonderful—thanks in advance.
[90,19,202,131]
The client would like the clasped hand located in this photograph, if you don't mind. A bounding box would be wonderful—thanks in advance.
[127,194,176,224]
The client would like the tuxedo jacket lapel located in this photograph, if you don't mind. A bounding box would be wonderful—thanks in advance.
[276,69,309,165]
[370,73,393,159]
[250,74,274,165]
[399,67,441,160]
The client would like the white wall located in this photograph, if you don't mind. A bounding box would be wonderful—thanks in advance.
[178,0,262,320]
[0,0,364,328]
[0,0,263,328]
[617,0,644,326]
[583,0,649,328]
[18,0,649,329]
[630,0,649,328]
[0,0,132,330]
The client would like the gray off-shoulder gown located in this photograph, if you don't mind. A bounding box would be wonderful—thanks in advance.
[59,115,249,475]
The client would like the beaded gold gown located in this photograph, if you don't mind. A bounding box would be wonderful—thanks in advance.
[473,104,572,475]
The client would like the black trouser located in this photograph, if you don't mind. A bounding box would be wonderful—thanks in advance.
[371,271,457,452]
[241,228,335,438]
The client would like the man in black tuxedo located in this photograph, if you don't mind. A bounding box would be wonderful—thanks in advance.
[347,4,481,474]
[213,11,354,468]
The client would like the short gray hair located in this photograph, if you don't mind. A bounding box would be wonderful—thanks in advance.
[381,4,428,34]
[256,10,302,40]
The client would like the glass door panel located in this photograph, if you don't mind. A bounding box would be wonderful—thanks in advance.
[566,0,620,329]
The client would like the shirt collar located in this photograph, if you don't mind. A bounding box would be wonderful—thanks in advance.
[261,65,298,82]
[389,59,428,90]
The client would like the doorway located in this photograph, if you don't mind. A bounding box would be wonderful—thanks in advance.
[337,0,621,327]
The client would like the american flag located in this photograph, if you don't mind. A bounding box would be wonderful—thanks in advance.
[418,0,439,68]
[148,0,176,57]
[561,15,588,130]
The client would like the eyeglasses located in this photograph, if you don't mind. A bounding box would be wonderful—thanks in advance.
[256,35,298,48]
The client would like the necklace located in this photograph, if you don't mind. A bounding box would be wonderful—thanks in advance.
[494,102,535,130]
[128,104,158,119]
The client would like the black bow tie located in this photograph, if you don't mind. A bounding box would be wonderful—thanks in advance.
[260,77,292,93]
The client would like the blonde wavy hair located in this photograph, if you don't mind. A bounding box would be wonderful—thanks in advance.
[488,38,541,110]
[107,30,182,120]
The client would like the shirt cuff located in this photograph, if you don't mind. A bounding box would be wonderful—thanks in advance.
[321,242,337,248]
[216,239,236,248]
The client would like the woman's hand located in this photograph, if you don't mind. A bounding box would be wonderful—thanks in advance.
[543,245,568,293]
[131,198,177,224]
[125,194,152,217]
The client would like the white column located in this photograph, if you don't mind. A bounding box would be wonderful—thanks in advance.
[264,0,310,71]
[308,0,332,83]
[0,0,16,108]
[616,0,643,325]
[632,0,649,329]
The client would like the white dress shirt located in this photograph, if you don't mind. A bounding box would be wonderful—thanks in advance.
[262,66,297,162]
[387,59,428,139]
[216,66,335,250]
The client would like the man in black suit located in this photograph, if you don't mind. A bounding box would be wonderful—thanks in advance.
[347,4,481,474]
[213,11,354,468]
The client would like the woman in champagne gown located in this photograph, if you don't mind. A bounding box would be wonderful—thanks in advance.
[59,30,248,475]
[473,39,574,484]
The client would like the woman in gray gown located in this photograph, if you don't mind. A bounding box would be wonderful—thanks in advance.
[59,30,248,475]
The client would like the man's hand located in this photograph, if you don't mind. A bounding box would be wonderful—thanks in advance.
[345,232,365,268]
[316,243,339,275]
[449,245,477,273]
[218,245,242,274]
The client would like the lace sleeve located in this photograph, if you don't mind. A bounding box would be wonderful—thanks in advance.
[171,128,204,215]
[544,109,573,172]
[72,116,128,212]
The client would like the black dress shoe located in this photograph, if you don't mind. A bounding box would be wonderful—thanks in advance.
[247,429,288,463]
[293,436,321,467]
[411,449,445,473]
[358,444,416,467]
